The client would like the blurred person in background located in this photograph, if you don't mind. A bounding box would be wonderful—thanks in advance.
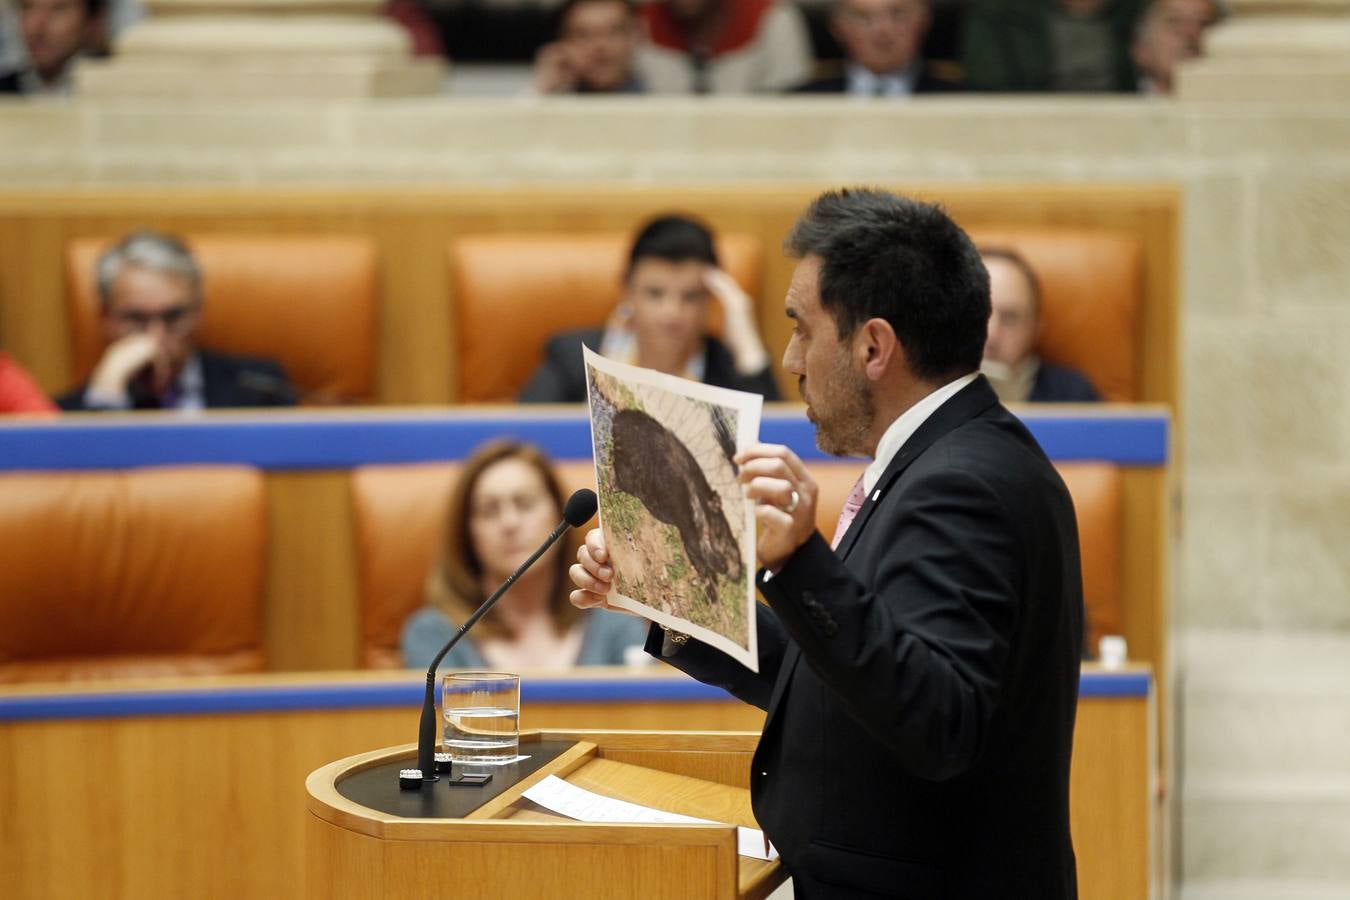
[637,0,812,93]
[961,0,1147,92]
[0,0,104,96]
[793,0,961,95]
[532,0,643,94]
[980,247,1100,403]
[520,214,781,402]
[402,440,648,670]
[1131,0,1223,94]
[0,351,56,413]
[58,231,298,411]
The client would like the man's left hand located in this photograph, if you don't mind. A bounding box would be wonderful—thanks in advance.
[736,442,818,571]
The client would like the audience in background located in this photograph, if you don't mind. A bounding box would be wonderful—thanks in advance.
[793,0,960,95]
[0,0,104,96]
[521,214,780,402]
[532,0,643,94]
[979,247,1101,403]
[1132,0,1223,94]
[961,0,1148,92]
[637,0,812,93]
[402,440,647,670]
[0,351,57,413]
[58,231,298,411]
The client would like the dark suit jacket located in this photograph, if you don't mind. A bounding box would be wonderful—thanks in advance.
[790,69,965,95]
[518,328,781,403]
[651,376,1082,898]
[1030,361,1101,403]
[57,348,299,411]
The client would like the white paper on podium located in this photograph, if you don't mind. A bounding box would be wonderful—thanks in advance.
[522,775,778,861]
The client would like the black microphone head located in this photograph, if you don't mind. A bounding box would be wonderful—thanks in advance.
[564,489,598,527]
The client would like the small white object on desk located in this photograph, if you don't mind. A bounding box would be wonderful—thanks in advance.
[1098,635,1128,669]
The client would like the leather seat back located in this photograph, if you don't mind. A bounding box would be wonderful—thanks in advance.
[66,235,379,403]
[968,227,1142,401]
[351,460,600,669]
[449,233,762,402]
[0,466,268,682]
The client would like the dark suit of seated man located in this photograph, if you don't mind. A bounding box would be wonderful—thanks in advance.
[571,189,1082,898]
[520,214,781,403]
[57,231,298,412]
[790,0,963,96]
[979,246,1102,403]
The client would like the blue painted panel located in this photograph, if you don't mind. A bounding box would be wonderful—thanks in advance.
[0,670,1148,722]
[0,408,1167,470]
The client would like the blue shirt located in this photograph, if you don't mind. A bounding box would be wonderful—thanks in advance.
[400,606,649,671]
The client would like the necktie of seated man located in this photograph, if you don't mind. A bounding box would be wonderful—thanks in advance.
[831,476,867,550]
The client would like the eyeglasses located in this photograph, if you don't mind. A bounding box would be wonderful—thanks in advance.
[108,304,199,334]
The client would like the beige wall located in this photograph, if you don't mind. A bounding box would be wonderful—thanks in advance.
[0,91,1347,637]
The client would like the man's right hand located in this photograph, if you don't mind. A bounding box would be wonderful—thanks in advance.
[569,527,626,612]
[88,333,165,398]
[532,43,578,94]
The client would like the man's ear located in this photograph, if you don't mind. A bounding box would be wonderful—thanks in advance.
[856,317,899,382]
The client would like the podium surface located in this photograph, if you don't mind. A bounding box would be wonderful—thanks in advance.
[306,729,786,900]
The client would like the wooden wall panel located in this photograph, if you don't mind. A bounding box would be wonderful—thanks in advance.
[0,674,1148,900]
[0,185,1179,406]
[266,471,362,671]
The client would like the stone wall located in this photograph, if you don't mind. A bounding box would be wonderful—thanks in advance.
[2,69,1349,640]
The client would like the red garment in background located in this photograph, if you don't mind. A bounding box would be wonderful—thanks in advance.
[643,0,777,55]
[0,352,58,414]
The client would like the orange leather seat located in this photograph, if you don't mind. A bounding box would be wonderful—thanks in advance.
[351,460,598,668]
[353,458,1118,666]
[967,227,1142,402]
[448,233,762,403]
[0,466,268,682]
[65,235,379,404]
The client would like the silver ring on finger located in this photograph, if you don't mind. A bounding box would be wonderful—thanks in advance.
[784,489,800,514]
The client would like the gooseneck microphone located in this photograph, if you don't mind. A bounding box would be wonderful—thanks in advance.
[406,488,599,786]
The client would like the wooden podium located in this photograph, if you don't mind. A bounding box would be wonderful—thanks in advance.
[305,729,786,900]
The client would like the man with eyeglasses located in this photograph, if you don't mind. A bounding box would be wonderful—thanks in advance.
[57,231,298,411]
[791,0,960,95]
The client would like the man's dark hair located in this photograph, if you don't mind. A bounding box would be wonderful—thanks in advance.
[626,214,719,279]
[556,0,635,36]
[784,188,989,381]
[978,246,1042,320]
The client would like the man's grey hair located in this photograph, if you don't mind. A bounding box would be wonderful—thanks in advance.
[95,231,202,310]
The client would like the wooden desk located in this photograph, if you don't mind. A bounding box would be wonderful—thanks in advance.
[0,665,1152,899]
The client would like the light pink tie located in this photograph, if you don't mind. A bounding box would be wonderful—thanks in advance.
[831,476,867,550]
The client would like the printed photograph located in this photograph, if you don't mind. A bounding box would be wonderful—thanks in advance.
[584,347,761,669]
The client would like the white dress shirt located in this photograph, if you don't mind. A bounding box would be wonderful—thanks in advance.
[863,372,978,496]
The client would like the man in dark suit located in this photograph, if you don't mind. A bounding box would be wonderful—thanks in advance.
[519,214,780,403]
[979,247,1102,403]
[57,231,297,411]
[791,0,962,96]
[571,189,1082,898]
[0,0,104,97]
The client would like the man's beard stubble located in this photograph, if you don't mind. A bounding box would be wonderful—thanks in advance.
[803,354,874,458]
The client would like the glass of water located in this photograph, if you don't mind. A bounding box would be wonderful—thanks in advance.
[442,672,520,765]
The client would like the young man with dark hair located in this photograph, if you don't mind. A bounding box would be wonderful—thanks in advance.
[520,214,779,402]
[980,246,1101,402]
[532,0,643,94]
[572,188,1083,898]
[0,0,104,96]
[792,0,961,96]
